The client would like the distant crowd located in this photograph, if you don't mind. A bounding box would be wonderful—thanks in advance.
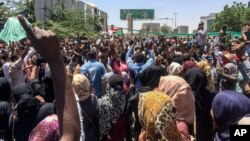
[1,20,250,141]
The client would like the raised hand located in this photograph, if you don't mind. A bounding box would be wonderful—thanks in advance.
[18,15,80,141]
[17,15,61,62]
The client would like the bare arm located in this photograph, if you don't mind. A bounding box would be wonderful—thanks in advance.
[18,15,80,141]
[30,66,39,80]
[21,46,30,60]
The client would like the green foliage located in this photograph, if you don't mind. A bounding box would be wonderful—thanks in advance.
[44,4,100,38]
[210,1,250,31]
[0,5,10,20]
[160,25,172,33]
[1,0,101,38]
[0,0,35,22]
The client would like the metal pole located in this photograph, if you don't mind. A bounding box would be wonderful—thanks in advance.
[174,12,177,29]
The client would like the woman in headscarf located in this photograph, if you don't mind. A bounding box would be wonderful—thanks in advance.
[218,63,239,91]
[158,76,195,141]
[182,61,197,75]
[184,68,214,141]
[0,77,12,141]
[72,74,99,141]
[98,74,127,141]
[138,91,182,141]
[10,94,54,141]
[130,65,166,141]
[212,90,250,141]
[197,60,215,92]
[168,62,183,76]
[0,77,11,102]
[29,114,59,141]
[10,84,54,141]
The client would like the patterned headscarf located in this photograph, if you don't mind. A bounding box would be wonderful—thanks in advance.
[158,76,195,124]
[98,74,126,140]
[223,63,238,76]
[138,91,182,141]
[72,74,91,101]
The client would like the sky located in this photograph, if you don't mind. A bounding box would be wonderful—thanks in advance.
[84,0,249,33]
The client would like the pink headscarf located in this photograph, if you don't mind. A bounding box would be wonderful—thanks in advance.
[158,76,195,124]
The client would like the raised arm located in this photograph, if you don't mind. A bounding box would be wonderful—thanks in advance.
[21,45,30,60]
[142,49,155,70]
[126,46,136,69]
[18,15,80,141]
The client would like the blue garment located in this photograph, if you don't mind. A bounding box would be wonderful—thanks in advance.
[80,60,106,97]
[212,90,250,141]
[126,47,155,91]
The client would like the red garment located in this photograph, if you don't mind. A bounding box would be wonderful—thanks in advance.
[177,122,191,141]
[112,60,129,75]
[101,110,129,141]
[112,60,130,94]
[183,61,197,74]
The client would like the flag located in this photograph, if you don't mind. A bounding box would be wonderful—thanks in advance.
[115,28,124,36]
[108,25,120,33]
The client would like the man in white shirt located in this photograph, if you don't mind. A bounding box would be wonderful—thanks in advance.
[9,46,29,89]
[196,22,207,58]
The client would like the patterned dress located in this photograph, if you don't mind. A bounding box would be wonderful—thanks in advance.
[29,114,59,141]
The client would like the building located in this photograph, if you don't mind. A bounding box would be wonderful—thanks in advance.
[177,26,189,33]
[141,23,160,32]
[34,0,108,31]
[200,13,217,31]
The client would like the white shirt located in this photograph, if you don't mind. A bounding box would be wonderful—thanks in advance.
[9,58,25,89]
[75,94,85,141]
[3,62,11,83]
[197,29,207,45]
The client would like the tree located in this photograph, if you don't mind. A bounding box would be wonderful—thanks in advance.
[45,6,100,38]
[210,1,250,32]
[160,24,172,33]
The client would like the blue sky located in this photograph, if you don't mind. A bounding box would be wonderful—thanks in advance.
[85,0,249,33]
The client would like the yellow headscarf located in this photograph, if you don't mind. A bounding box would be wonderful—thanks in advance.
[197,61,215,92]
[138,91,182,141]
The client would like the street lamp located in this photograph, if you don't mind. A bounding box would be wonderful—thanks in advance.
[174,12,177,29]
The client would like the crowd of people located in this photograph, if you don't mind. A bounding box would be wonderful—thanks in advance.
[1,15,250,141]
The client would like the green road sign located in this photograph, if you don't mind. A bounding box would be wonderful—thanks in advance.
[120,9,154,20]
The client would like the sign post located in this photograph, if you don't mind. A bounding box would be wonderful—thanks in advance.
[120,9,154,36]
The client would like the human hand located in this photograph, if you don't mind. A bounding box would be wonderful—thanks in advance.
[18,15,61,63]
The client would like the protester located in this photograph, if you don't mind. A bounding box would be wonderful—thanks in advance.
[195,22,207,58]
[126,44,155,92]
[138,91,182,141]
[72,74,99,141]
[211,90,250,141]
[18,15,80,141]
[185,68,214,141]
[9,45,29,89]
[168,62,183,76]
[10,84,55,141]
[1,13,250,141]
[158,76,195,141]
[29,114,60,141]
[130,65,166,141]
[98,74,127,141]
[80,50,106,98]
[0,78,11,141]
[197,60,215,92]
